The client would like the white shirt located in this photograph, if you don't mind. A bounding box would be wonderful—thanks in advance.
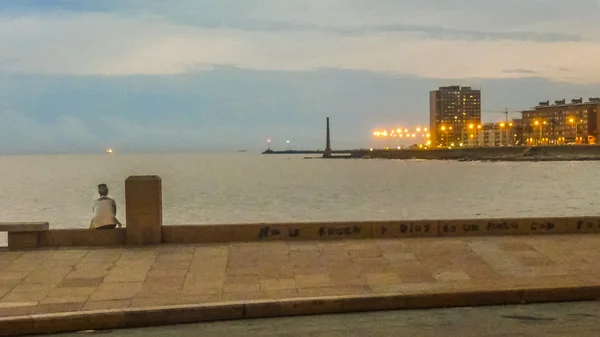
[91,197,117,228]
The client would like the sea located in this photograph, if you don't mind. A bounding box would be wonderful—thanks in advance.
[0,153,598,246]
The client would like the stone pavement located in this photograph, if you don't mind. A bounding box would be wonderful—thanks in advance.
[1,234,600,318]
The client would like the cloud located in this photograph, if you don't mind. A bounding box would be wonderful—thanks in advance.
[503,69,538,74]
[1,12,600,83]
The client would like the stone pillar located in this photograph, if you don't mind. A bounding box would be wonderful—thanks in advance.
[125,175,162,245]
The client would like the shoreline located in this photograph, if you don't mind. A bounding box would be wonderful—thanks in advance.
[351,145,600,162]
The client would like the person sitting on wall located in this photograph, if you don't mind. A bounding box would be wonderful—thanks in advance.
[89,184,123,229]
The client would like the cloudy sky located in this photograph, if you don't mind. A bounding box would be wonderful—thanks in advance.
[1,0,600,153]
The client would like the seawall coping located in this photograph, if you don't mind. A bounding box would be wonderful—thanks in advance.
[2,286,600,336]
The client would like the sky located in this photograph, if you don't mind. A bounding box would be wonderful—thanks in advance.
[2,0,600,154]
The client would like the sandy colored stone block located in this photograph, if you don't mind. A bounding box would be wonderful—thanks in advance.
[0,316,34,336]
[0,287,10,297]
[90,282,142,301]
[184,278,223,290]
[8,232,39,250]
[278,297,345,316]
[38,229,126,248]
[294,274,331,288]
[47,287,96,298]
[567,217,600,233]
[222,292,265,301]
[182,286,221,296]
[30,312,90,335]
[370,282,448,294]
[438,219,499,236]
[82,299,131,311]
[162,225,234,244]
[262,289,298,299]
[125,175,162,245]
[260,278,296,291]
[39,296,89,305]
[0,304,37,317]
[313,222,372,240]
[1,291,46,303]
[58,277,103,288]
[66,268,110,279]
[433,271,471,282]
[373,220,439,238]
[137,284,182,298]
[223,282,260,293]
[288,242,320,252]
[156,253,193,263]
[84,310,127,331]
[82,250,123,263]
[23,267,72,285]
[130,294,220,308]
[365,272,401,285]
[104,266,150,283]
[151,261,191,270]
[340,294,404,313]
[9,283,55,294]
[34,302,85,315]
[200,303,244,321]
[243,300,282,318]
[501,217,568,235]
[297,286,371,297]
[0,272,30,284]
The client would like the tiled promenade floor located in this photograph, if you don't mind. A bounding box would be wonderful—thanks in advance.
[1,235,600,317]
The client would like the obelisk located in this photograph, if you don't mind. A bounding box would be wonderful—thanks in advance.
[323,117,332,158]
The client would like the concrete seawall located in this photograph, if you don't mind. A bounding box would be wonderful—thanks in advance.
[355,145,600,161]
[5,175,600,250]
[7,216,600,249]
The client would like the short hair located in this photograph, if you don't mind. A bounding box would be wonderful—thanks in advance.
[98,184,108,189]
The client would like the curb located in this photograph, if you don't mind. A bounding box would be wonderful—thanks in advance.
[2,286,600,336]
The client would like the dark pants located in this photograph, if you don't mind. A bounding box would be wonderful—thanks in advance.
[96,224,116,229]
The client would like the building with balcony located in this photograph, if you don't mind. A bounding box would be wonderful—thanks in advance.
[521,98,600,145]
[429,86,481,147]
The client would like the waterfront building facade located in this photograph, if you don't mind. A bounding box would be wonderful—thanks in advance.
[521,98,600,145]
[429,86,481,147]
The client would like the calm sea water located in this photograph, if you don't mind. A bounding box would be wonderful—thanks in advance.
[0,153,598,246]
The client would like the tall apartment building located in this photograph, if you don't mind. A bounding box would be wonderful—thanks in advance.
[521,98,600,145]
[429,86,481,147]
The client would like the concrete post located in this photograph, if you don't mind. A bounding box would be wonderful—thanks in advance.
[125,175,162,245]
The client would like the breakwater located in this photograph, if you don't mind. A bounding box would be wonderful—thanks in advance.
[353,145,600,161]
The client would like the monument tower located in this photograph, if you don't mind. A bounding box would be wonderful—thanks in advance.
[323,117,332,158]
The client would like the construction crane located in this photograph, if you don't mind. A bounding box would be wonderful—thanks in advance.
[482,109,524,124]
[481,109,525,146]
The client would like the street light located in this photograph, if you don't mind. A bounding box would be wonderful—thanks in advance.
[267,139,271,150]
[286,140,290,151]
